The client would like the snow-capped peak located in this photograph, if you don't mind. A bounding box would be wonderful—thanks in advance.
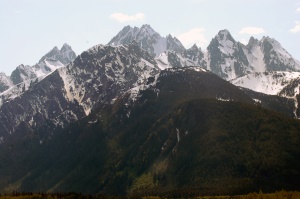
[214,29,236,55]
[108,24,186,57]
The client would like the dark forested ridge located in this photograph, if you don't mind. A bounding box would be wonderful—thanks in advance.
[0,69,299,197]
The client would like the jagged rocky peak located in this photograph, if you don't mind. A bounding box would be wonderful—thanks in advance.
[260,36,278,53]
[10,64,36,85]
[76,40,158,72]
[0,40,161,137]
[260,36,291,56]
[61,43,72,51]
[188,44,199,52]
[108,24,186,57]
[0,43,75,102]
[260,36,291,53]
[209,29,238,54]
[260,36,300,71]
[166,34,185,53]
[247,36,259,49]
[39,43,76,65]
[247,36,259,46]
[207,29,250,80]
[184,44,204,60]
[155,43,207,70]
[60,41,160,115]
[108,24,158,46]
[216,29,235,42]
[139,24,157,35]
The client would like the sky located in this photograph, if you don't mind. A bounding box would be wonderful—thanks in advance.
[0,0,299,75]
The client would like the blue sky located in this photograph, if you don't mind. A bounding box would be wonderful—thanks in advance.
[0,0,299,75]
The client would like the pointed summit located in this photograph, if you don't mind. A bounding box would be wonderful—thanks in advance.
[249,36,258,44]
[246,36,260,51]
[138,24,159,38]
[109,24,179,57]
[166,34,185,54]
[52,46,59,51]
[59,43,76,64]
[61,43,72,51]
[39,44,76,65]
[10,64,36,85]
[216,29,235,42]
[189,44,198,51]
[140,24,153,31]
[260,36,300,71]
[207,29,249,79]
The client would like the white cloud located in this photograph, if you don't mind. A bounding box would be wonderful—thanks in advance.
[239,27,266,35]
[290,21,300,33]
[177,28,207,48]
[297,7,300,12]
[239,38,248,45]
[109,12,145,23]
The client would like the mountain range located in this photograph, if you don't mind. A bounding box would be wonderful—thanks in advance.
[0,44,76,106]
[0,24,299,196]
[109,25,300,80]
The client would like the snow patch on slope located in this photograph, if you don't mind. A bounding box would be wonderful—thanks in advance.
[245,45,265,72]
[155,52,172,70]
[34,59,64,77]
[231,71,300,95]
[0,76,46,107]
[128,73,160,102]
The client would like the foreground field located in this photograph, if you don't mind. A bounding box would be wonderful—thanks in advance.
[0,190,299,199]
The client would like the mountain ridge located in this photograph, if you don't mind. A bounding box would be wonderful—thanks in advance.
[0,44,76,105]
[109,25,300,81]
[108,24,186,57]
